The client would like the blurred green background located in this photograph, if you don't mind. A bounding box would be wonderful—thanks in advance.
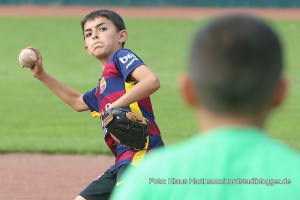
[0,17,299,154]
[1,0,300,7]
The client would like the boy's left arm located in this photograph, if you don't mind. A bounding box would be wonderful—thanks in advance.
[110,65,160,108]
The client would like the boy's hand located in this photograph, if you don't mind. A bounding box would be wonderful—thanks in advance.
[26,47,45,78]
[102,107,149,151]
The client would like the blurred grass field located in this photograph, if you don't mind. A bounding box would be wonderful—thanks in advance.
[0,17,299,155]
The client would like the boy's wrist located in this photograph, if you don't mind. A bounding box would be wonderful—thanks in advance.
[33,70,47,80]
[107,102,117,110]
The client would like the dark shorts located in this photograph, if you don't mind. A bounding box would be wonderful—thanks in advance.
[79,165,128,200]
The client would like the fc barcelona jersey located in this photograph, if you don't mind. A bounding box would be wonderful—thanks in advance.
[83,49,164,172]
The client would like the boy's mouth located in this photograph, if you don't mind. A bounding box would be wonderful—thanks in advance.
[93,42,103,49]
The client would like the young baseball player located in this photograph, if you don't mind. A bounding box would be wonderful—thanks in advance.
[26,9,164,200]
[111,14,300,200]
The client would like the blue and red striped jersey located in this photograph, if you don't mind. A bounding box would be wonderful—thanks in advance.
[83,49,164,172]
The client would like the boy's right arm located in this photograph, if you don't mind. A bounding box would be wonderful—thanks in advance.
[29,47,89,112]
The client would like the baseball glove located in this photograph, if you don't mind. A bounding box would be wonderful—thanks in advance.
[102,107,149,150]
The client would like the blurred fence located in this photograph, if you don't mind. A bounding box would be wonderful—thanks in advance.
[0,0,299,7]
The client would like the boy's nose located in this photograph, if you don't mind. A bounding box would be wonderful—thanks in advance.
[92,32,99,39]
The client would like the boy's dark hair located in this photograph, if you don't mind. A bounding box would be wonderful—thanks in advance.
[81,9,126,46]
[189,15,283,116]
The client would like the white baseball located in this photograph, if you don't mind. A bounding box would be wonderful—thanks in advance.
[18,48,37,68]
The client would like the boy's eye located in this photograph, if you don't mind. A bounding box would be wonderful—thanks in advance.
[99,27,107,32]
[85,33,92,38]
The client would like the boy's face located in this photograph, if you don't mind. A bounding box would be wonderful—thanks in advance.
[83,17,127,59]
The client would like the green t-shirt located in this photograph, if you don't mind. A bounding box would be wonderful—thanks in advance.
[111,126,300,200]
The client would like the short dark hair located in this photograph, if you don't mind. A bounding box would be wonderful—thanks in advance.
[81,9,126,46]
[189,15,283,116]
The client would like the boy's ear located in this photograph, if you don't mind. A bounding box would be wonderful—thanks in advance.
[179,73,198,107]
[270,78,288,109]
[118,30,128,44]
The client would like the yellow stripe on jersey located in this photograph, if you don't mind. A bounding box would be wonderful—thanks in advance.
[91,111,101,118]
[131,136,149,166]
[125,82,142,115]
[125,81,148,166]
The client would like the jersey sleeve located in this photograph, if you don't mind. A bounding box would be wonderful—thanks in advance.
[114,49,145,82]
[82,87,99,112]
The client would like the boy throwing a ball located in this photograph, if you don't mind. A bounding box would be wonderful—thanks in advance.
[24,9,164,200]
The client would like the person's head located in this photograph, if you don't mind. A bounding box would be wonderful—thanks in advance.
[81,10,128,60]
[182,14,287,118]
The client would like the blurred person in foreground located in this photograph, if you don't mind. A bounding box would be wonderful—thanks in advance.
[111,14,300,199]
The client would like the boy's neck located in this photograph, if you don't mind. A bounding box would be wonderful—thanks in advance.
[197,108,267,133]
[99,58,107,70]
[98,48,123,70]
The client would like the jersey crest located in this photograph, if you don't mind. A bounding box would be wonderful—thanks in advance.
[99,77,107,94]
